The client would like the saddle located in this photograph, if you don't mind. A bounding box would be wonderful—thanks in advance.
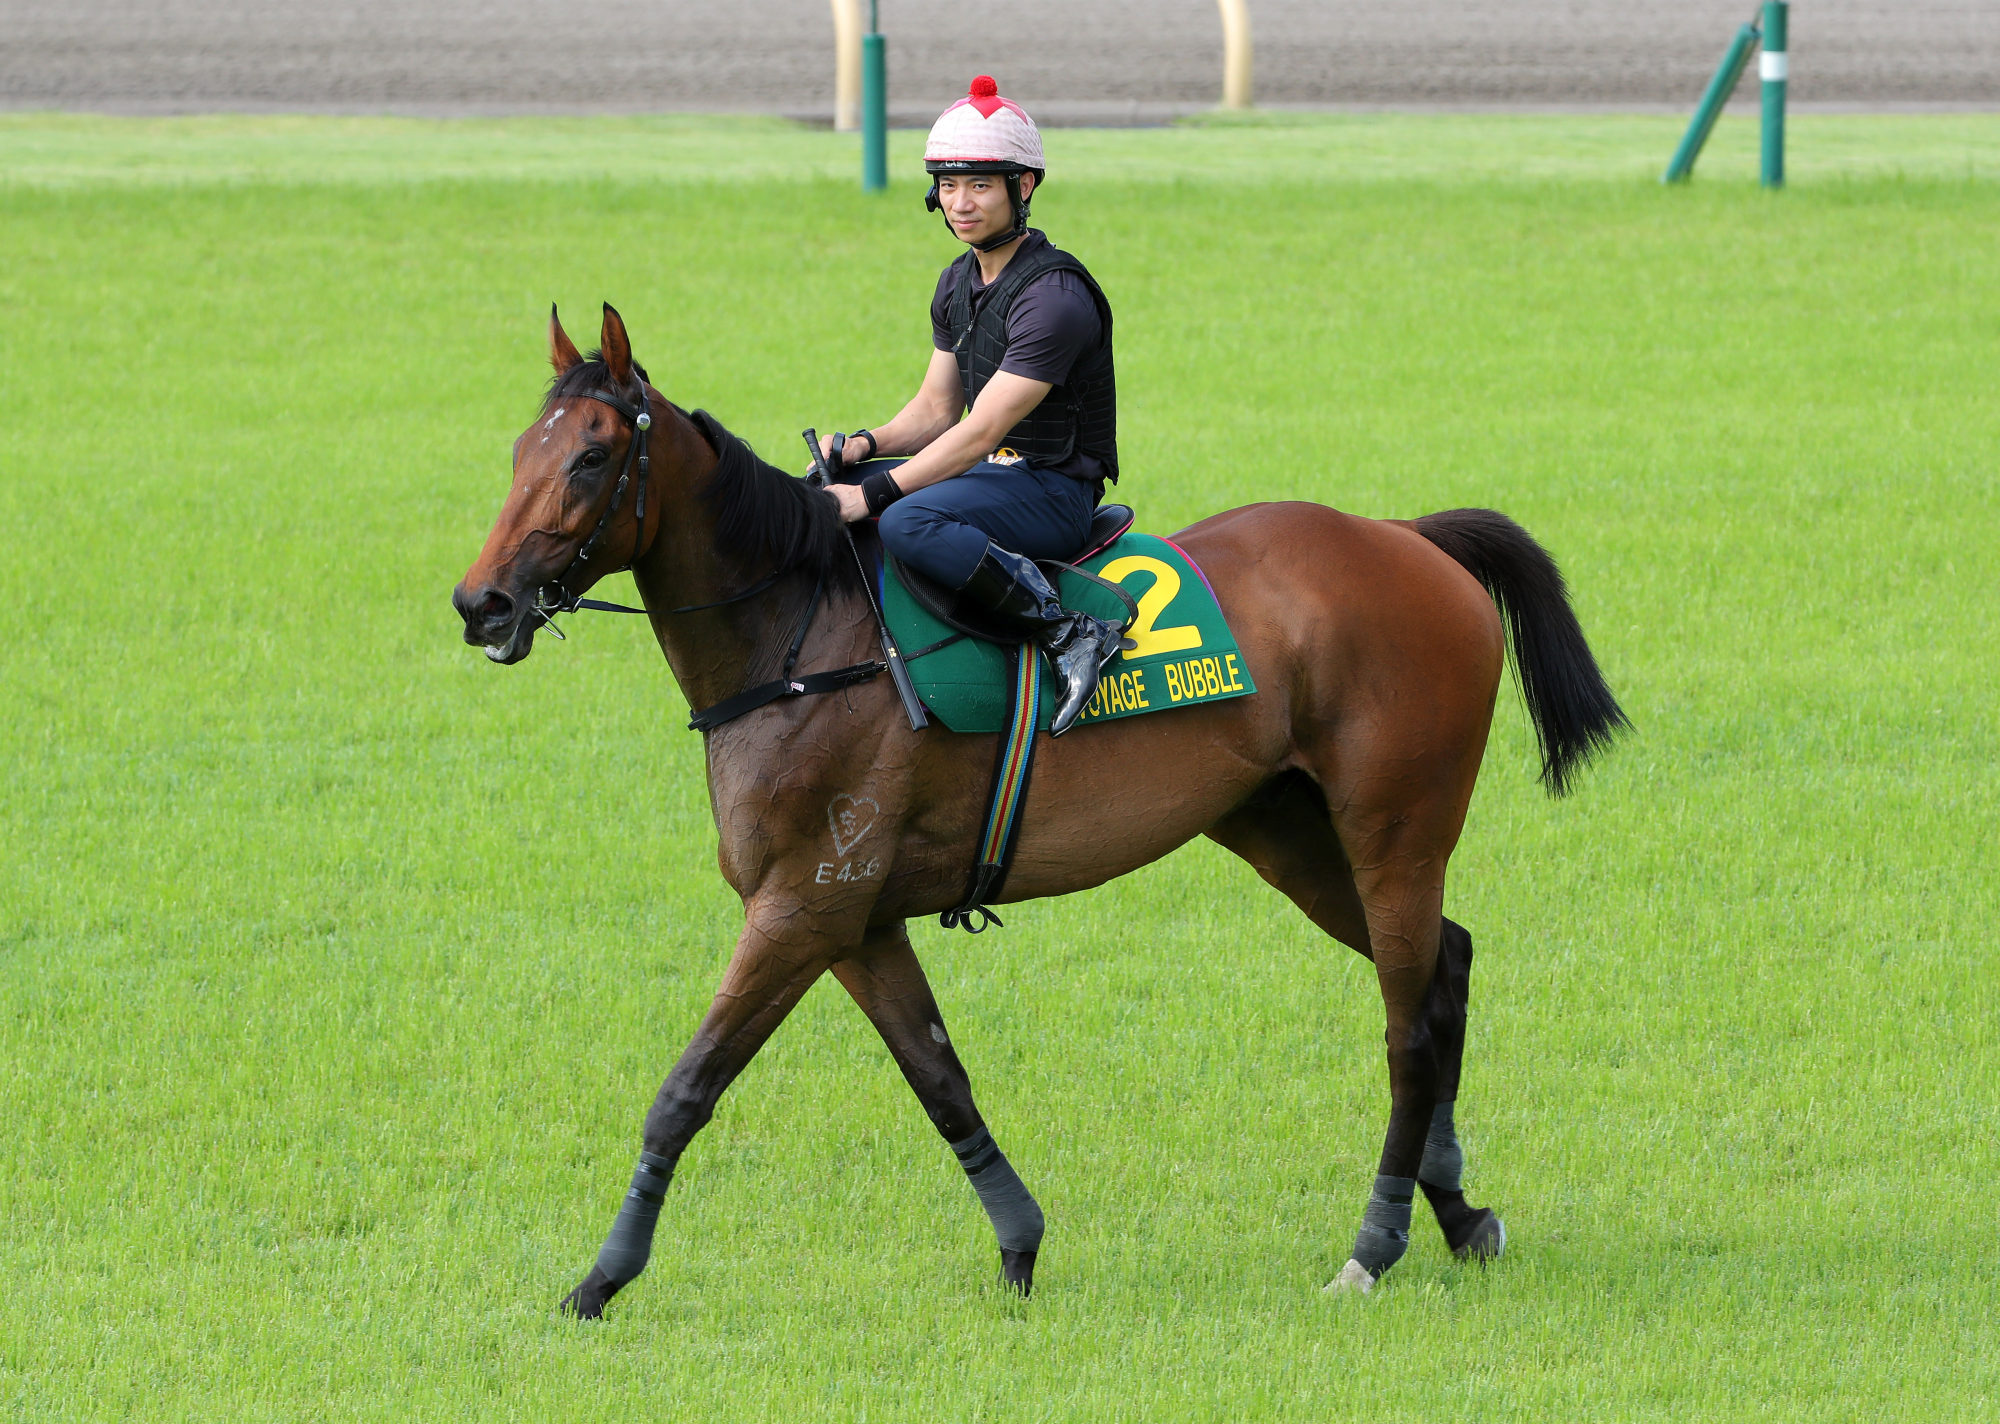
[888,503,1137,643]
[872,499,1253,931]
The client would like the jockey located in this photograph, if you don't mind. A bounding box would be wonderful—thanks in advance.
[822,75,1126,736]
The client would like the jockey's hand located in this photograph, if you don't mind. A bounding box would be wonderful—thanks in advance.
[816,432,863,469]
[829,480,869,524]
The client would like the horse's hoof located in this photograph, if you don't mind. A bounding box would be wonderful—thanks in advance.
[1451,1210,1506,1262]
[559,1266,620,1319]
[1322,1258,1376,1294]
[1000,1248,1036,1297]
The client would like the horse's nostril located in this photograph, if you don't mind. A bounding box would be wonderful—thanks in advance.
[454,584,516,631]
[476,590,516,628]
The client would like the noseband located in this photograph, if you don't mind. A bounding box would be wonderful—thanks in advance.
[535,384,654,621]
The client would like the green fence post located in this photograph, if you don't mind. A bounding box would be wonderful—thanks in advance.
[1760,2,1788,188]
[862,2,887,192]
[1663,22,1760,183]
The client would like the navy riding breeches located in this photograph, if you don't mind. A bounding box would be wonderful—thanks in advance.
[867,458,1097,590]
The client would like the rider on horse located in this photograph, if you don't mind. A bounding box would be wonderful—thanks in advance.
[822,75,1127,735]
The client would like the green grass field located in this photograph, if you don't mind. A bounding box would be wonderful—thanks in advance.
[2,113,1995,1420]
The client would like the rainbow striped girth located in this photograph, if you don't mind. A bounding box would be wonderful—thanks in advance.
[940,644,1046,932]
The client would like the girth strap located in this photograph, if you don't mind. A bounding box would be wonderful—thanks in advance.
[939,643,1046,932]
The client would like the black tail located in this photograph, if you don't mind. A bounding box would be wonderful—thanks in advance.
[1415,508,1629,797]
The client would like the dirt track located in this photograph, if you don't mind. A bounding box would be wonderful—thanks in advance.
[3,1,1994,118]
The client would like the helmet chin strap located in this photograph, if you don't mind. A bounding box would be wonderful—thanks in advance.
[973,173,1032,251]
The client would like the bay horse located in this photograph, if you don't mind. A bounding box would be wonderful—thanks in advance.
[452,305,1627,1317]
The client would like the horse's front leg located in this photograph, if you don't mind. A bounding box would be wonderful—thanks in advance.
[831,922,1045,1295]
[561,904,847,1319]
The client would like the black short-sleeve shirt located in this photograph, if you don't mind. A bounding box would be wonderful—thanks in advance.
[930,236,1107,483]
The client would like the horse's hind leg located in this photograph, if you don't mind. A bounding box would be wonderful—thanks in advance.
[1417,918,1504,1260]
[1205,772,1373,954]
[1210,779,1432,1290]
[1319,806,1454,1292]
[1208,773,1501,1286]
[831,922,1044,1295]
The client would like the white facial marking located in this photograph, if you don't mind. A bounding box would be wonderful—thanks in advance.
[930,1022,947,1044]
[540,407,566,442]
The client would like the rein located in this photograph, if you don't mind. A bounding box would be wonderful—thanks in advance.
[562,567,785,619]
[534,391,887,731]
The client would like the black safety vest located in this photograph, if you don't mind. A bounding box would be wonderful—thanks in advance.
[945,234,1119,483]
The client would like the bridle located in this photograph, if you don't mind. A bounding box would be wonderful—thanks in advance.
[532,382,656,626]
[528,386,794,634]
[518,392,885,732]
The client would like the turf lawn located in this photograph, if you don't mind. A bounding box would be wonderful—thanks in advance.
[1,113,1995,1420]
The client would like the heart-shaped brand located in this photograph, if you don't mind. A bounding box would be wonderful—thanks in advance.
[827,795,880,858]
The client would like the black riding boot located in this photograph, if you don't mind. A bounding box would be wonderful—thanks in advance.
[961,544,1128,736]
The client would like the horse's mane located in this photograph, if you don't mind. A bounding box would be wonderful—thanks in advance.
[542,355,846,589]
[687,409,848,588]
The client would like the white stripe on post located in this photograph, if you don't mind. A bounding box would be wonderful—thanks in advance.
[1759,51,1788,82]
[831,0,863,132]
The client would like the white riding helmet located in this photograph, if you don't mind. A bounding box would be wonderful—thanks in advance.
[925,75,1046,175]
[924,76,1045,250]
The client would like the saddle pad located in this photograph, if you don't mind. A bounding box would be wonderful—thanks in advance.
[884,532,1256,734]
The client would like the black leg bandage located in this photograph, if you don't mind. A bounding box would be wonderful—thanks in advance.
[1351,1173,1415,1278]
[1417,1100,1464,1193]
[950,1126,1045,1253]
[592,1150,676,1287]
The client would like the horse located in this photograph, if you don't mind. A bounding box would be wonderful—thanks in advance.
[451,304,1627,1317]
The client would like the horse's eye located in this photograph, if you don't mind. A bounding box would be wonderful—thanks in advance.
[578,447,608,469]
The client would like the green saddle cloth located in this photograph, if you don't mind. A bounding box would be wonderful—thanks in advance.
[884,532,1256,734]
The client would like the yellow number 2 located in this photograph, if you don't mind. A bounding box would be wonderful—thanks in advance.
[1097,555,1202,659]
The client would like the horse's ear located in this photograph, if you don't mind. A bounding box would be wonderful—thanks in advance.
[600,302,636,391]
[549,304,584,376]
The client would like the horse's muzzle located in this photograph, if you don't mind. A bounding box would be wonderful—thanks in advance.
[452,582,534,664]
